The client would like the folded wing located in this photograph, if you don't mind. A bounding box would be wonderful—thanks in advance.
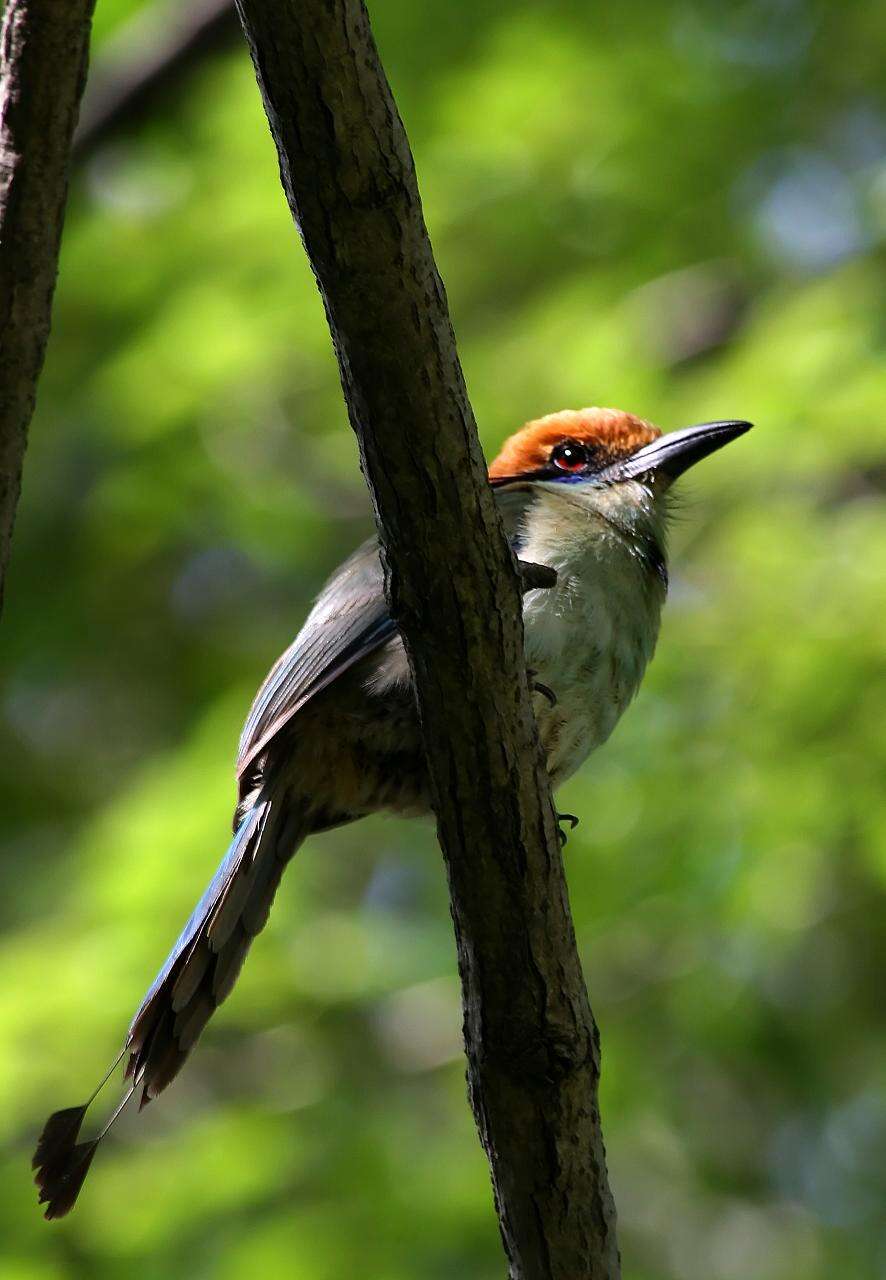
[236,538,397,783]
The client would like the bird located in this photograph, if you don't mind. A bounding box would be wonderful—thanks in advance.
[32,406,750,1217]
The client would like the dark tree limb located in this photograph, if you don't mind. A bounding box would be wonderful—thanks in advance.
[0,0,96,617]
[233,2,620,1277]
[73,0,237,163]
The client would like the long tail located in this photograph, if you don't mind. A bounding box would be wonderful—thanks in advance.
[33,782,306,1219]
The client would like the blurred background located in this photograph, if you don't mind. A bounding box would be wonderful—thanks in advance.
[2,0,886,1276]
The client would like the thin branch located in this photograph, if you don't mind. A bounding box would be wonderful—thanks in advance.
[73,0,237,163]
[0,0,96,617]
[233,2,620,1276]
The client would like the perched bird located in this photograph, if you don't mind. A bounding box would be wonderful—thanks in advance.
[33,406,750,1217]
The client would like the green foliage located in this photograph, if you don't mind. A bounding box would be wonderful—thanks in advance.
[2,1,886,1276]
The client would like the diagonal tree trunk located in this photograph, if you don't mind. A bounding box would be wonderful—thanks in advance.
[0,0,96,618]
[233,2,620,1276]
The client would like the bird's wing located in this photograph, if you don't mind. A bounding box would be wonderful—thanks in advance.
[492,484,535,549]
[236,486,536,780]
[236,537,396,779]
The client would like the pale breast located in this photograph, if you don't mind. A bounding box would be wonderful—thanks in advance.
[519,500,665,786]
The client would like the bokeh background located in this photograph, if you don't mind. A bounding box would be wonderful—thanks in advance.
[2,0,886,1276]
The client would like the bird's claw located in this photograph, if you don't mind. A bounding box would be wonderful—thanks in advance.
[534,679,558,708]
[526,668,557,707]
[517,560,557,593]
[556,812,580,846]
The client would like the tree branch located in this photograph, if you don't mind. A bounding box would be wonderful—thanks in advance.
[233,2,620,1276]
[73,0,236,163]
[0,0,96,617]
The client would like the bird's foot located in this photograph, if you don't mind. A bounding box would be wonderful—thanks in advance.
[527,668,557,707]
[556,812,580,847]
[517,560,557,593]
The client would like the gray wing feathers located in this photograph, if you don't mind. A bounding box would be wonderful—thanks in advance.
[236,538,395,779]
[235,492,531,781]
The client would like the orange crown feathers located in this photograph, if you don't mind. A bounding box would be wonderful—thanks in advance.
[488,407,661,479]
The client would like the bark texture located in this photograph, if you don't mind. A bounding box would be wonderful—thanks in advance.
[233,2,620,1276]
[0,0,95,616]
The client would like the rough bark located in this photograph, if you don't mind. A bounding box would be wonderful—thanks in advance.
[233,2,620,1277]
[0,0,96,617]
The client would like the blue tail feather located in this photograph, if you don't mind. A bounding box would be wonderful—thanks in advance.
[127,799,267,1043]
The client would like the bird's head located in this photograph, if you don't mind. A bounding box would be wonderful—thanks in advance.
[489,406,750,493]
[489,407,751,579]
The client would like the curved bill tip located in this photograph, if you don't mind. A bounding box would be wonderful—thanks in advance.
[616,418,752,483]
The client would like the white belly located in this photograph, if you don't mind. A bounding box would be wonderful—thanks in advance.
[519,508,665,786]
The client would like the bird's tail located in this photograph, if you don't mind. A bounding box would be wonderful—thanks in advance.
[33,781,306,1219]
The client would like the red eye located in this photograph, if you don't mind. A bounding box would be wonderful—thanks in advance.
[550,442,590,472]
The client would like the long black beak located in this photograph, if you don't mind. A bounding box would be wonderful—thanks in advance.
[604,419,752,484]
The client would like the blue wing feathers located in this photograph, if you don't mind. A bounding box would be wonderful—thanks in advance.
[127,798,267,1043]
